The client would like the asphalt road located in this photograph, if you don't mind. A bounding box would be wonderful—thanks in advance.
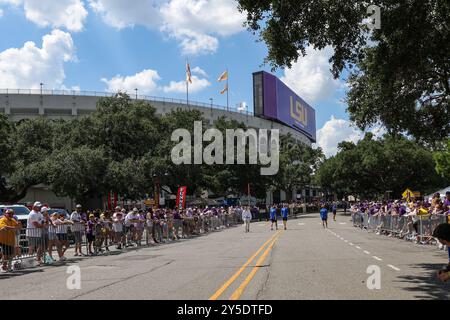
[1,213,449,300]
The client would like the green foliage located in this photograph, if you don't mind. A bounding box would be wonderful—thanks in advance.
[316,134,447,199]
[238,0,450,142]
[434,139,450,182]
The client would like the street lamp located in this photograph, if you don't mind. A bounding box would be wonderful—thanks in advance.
[40,83,44,95]
[135,88,138,100]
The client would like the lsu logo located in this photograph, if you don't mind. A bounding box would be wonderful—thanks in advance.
[290,96,308,126]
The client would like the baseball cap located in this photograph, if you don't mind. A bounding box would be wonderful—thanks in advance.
[33,201,42,208]
[76,204,82,208]
[133,208,138,213]
[41,207,49,213]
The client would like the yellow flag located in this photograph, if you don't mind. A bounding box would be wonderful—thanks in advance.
[220,84,228,94]
[217,71,228,82]
[186,62,192,84]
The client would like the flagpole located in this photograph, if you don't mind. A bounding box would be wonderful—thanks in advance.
[226,68,229,111]
[186,59,190,110]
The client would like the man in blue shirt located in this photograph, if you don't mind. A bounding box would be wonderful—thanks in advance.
[270,206,278,231]
[332,203,337,221]
[281,205,289,230]
[320,204,328,229]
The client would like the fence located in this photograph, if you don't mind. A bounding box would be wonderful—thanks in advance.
[0,212,243,272]
[352,212,448,245]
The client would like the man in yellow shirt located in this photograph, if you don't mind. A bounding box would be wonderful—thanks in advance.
[0,209,21,273]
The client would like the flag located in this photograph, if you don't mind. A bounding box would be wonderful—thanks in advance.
[186,61,192,84]
[220,84,228,95]
[217,70,228,82]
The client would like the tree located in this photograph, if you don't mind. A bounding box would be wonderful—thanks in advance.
[48,146,108,203]
[0,117,55,203]
[316,134,447,199]
[271,134,324,202]
[434,139,450,182]
[238,0,450,142]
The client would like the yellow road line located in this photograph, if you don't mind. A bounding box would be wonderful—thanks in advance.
[209,231,281,300]
[229,235,279,300]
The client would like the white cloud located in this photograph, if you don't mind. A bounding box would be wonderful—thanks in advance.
[0,8,3,17]
[88,0,162,29]
[88,0,245,55]
[192,66,208,77]
[160,0,245,55]
[101,69,161,95]
[163,75,210,94]
[0,0,88,32]
[316,116,386,158]
[0,29,76,89]
[281,46,342,103]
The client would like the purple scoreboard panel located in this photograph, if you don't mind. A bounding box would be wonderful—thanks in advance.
[253,71,317,142]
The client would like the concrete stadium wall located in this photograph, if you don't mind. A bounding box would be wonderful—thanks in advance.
[0,93,312,146]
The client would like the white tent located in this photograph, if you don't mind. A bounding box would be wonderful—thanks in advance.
[425,186,450,201]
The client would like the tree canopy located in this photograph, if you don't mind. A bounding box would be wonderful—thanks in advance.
[238,0,450,142]
[316,134,447,200]
[0,94,322,205]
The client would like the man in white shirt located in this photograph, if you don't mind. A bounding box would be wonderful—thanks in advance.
[26,202,44,263]
[70,204,85,256]
[112,207,124,249]
[242,207,252,233]
[125,208,139,247]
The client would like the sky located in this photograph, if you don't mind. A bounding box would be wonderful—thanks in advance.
[0,0,380,157]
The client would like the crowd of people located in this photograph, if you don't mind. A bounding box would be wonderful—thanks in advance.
[0,202,262,272]
[347,192,450,281]
[349,192,450,240]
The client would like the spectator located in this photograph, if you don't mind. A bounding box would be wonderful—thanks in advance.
[55,213,73,254]
[26,202,45,265]
[0,209,21,272]
[48,213,66,262]
[70,204,85,257]
[86,214,97,255]
[432,223,450,282]
[112,207,125,249]
[125,208,139,247]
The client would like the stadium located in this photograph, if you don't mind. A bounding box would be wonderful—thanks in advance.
[0,71,320,209]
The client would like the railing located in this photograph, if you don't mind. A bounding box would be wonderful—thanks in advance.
[0,89,255,116]
[0,212,244,272]
[352,212,449,245]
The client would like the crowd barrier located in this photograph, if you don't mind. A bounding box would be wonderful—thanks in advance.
[352,212,448,245]
[0,212,243,272]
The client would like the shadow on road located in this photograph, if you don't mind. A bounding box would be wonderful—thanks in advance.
[395,263,450,300]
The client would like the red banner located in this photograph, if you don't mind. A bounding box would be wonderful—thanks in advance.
[107,192,118,210]
[176,187,187,210]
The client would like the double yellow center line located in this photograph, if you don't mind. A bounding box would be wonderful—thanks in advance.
[209,230,282,300]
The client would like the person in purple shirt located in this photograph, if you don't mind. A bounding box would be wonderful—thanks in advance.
[444,192,450,211]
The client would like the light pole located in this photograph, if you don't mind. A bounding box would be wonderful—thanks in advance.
[40,83,44,95]
[135,88,138,100]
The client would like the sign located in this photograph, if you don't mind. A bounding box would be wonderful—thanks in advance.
[402,189,421,200]
[253,71,317,142]
[107,192,118,210]
[402,189,413,199]
[176,186,187,210]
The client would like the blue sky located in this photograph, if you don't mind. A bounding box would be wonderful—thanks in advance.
[0,0,374,157]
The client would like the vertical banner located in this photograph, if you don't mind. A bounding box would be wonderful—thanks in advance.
[176,187,187,210]
[107,192,118,210]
